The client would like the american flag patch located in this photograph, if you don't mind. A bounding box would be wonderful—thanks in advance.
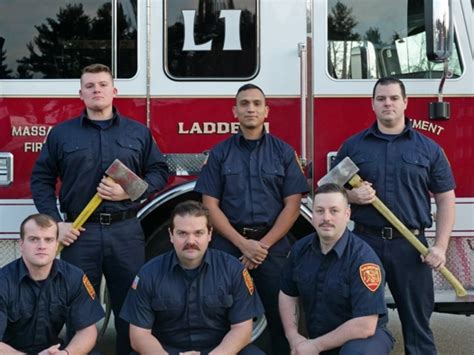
[131,275,140,290]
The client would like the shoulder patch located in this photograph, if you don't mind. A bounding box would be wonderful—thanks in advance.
[294,151,304,173]
[82,274,96,300]
[359,263,382,292]
[242,268,254,295]
[131,275,140,290]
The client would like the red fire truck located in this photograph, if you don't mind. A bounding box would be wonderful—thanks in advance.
[0,0,473,320]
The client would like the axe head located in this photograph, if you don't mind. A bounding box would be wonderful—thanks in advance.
[317,157,359,187]
[105,159,149,201]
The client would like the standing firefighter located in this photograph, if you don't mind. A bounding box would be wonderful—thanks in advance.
[333,77,456,354]
[30,64,169,354]
[195,83,309,355]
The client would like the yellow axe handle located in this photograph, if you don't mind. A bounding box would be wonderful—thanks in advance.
[348,174,467,297]
[56,176,114,254]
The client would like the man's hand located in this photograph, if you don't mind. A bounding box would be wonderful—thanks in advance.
[421,245,447,271]
[287,333,307,354]
[38,343,62,355]
[58,222,83,246]
[239,255,259,270]
[293,339,321,355]
[347,181,376,205]
[238,239,268,265]
[97,176,130,201]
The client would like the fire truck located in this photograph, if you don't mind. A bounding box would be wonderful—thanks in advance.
[0,0,473,326]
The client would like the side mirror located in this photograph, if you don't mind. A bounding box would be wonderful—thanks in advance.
[425,0,453,62]
[425,0,453,119]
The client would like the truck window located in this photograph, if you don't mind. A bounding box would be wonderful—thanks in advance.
[327,0,462,79]
[0,0,137,79]
[164,0,258,80]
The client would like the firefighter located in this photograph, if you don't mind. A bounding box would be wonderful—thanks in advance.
[120,201,265,355]
[195,83,309,355]
[279,184,394,355]
[0,214,104,354]
[30,63,169,355]
[333,76,456,354]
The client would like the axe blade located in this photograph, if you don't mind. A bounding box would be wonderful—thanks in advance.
[105,159,149,201]
[318,157,359,187]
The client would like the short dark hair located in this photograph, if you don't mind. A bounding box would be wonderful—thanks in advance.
[235,83,266,99]
[81,63,113,81]
[20,214,58,240]
[314,183,349,204]
[372,76,406,99]
[169,200,212,232]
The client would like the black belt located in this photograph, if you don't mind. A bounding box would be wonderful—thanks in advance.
[64,210,137,225]
[354,224,423,240]
[233,225,270,240]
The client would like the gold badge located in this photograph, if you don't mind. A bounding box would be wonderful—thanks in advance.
[82,274,96,300]
[242,269,254,295]
[359,263,382,292]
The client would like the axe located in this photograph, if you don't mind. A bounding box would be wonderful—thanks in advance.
[319,157,467,297]
[57,159,148,253]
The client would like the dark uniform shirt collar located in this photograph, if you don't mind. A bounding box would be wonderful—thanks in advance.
[18,258,59,282]
[170,249,212,271]
[311,228,350,258]
[364,118,414,140]
[236,128,267,146]
[79,106,120,126]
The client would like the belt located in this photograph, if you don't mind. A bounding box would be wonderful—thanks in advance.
[233,225,270,240]
[64,210,137,225]
[354,224,423,240]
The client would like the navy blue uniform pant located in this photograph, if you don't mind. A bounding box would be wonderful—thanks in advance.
[357,232,436,355]
[61,218,145,355]
[211,234,290,355]
[160,343,265,355]
[321,326,394,355]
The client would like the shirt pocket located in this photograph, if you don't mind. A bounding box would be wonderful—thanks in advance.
[324,279,351,314]
[151,297,184,322]
[203,294,233,321]
[62,142,93,170]
[49,303,70,331]
[116,137,142,166]
[222,164,244,197]
[261,162,285,190]
[351,153,378,182]
[401,153,430,182]
[8,305,34,327]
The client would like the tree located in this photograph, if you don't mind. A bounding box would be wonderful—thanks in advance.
[16,3,92,78]
[327,1,360,78]
[0,37,12,78]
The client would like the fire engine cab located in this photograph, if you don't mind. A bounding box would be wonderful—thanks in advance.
[0,0,473,320]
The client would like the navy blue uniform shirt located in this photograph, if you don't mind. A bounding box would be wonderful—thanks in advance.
[332,120,455,229]
[0,258,104,353]
[281,229,388,339]
[120,249,264,350]
[194,131,309,227]
[31,108,169,222]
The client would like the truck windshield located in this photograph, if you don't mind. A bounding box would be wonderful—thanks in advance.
[327,0,462,79]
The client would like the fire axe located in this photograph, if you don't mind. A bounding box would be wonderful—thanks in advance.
[57,159,148,254]
[319,157,467,297]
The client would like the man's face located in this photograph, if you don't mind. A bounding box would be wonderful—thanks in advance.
[20,220,58,269]
[312,192,350,242]
[232,88,269,130]
[169,215,212,268]
[79,71,117,112]
[372,83,407,130]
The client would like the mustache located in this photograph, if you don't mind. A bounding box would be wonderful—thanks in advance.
[183,244,200,251]
[318,223,335,228]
